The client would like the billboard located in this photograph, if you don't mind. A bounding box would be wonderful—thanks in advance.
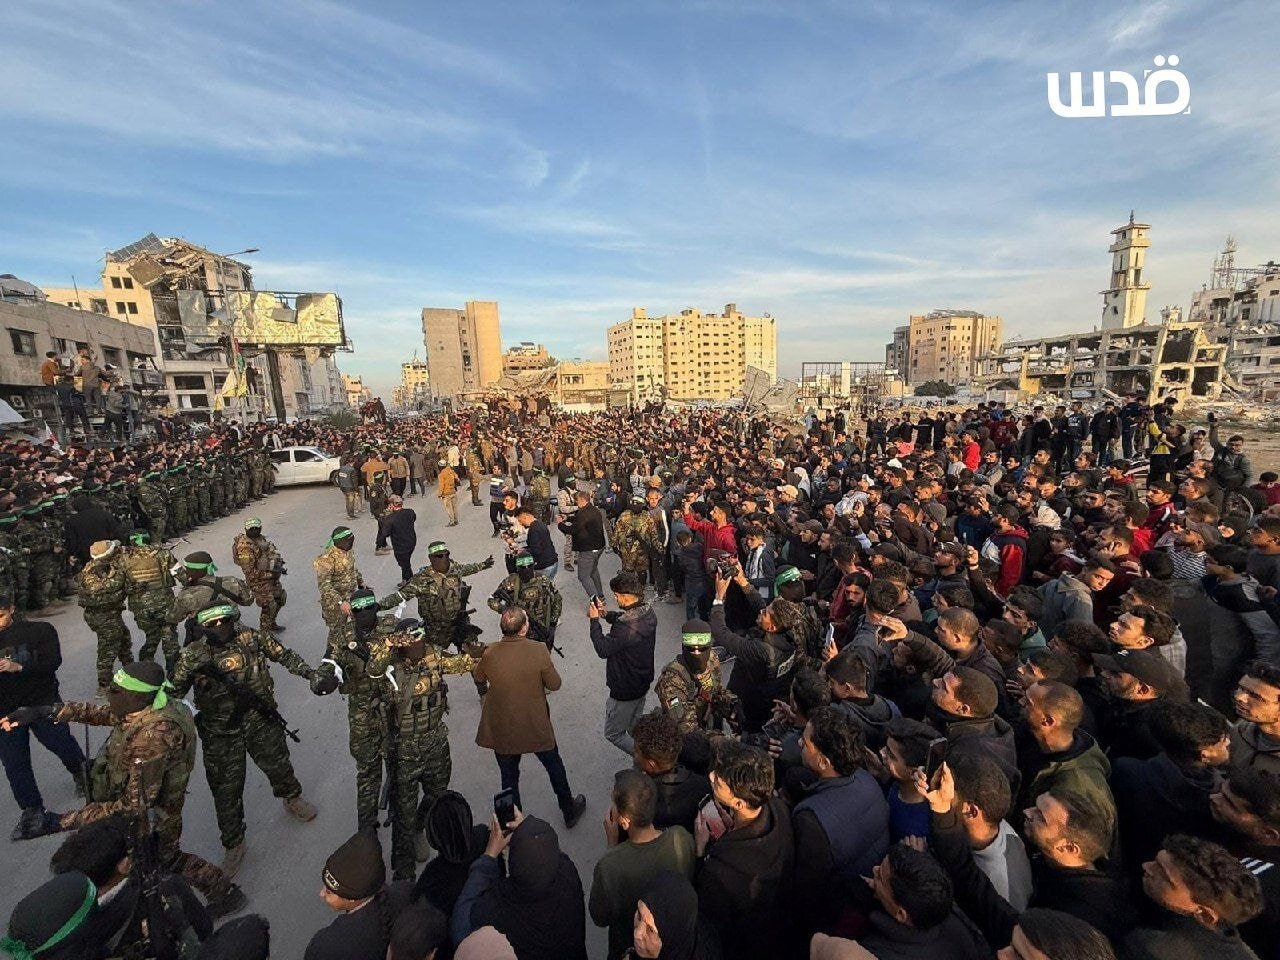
[227,291,346,347]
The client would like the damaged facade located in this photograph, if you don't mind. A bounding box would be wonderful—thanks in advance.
[977,216,1228,405]
[1189,238,1280,400]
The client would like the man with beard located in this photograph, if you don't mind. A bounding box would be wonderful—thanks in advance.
[311,588,395,832]
[1,661,244,915]
[169,604,320,877]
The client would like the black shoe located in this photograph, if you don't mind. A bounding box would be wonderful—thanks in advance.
[11,807,63,841]
[206,884,248,919]
[561,794,587,829]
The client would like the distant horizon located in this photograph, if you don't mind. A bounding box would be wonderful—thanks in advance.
[2,1,1276,398]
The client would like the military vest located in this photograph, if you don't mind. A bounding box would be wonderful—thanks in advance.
[387,650,449,744]
[79,560,126,607]
[123,547,170,595]
[88,701,197,809]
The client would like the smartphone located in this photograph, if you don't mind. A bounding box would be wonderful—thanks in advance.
[493,789,517,833]
[924,737,948,781]
[698,795,729,840]
[591,595,606,609]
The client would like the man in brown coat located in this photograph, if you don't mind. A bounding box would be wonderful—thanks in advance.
[474,607,587,827]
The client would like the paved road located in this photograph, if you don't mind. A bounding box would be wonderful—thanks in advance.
[1,483,693,956]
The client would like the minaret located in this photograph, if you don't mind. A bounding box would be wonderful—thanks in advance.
[1100,212,1151,329]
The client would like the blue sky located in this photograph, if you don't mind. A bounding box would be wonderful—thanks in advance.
[1,0,1277,397]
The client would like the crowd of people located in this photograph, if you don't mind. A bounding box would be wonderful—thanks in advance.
[2,393,1280,960]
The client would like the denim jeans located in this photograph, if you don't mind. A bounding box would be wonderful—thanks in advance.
[536,562,559,580]
[685,580,709,621]
[0,717,87,811]
[495,747,574,812]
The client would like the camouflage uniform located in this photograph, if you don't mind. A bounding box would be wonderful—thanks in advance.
[183,467,200,526]
[209,458,228,518]
[0,515,25,611]
[107,481,134,530]
[136,473,169,544]
[654,652,738,736]
[613,508,661,582]
[248,452,264,499]
[170,625,314,851]
[193,464,212,523]
[77,554,133,690]
[377,557,493,643]
[29,505,63,610]
[371,634,479,881]
[166,469,189,535]
[487,572,562,650]
[169,575,256,641]
[14,508,48,611]
[122,542,179,671]
[232,459,249,507]
[367,479,391,523]
[313,545,365,641]
[318,614,395,830]
[53,698,235,902]
[527,471,551,522]
[232,532,286,632]
[465,448,485,505]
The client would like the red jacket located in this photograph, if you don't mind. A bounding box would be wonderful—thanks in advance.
[962,441,981,471]
[988,525,1028,597]
[684,511,738,563]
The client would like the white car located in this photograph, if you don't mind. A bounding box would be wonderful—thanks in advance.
[270,446,341,487]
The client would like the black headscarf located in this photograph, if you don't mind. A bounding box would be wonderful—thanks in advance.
[414,791,488,915]
[639,872,721,960]
[468,817,586,960]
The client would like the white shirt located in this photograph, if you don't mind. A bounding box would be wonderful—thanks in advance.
[972,820,1034,911]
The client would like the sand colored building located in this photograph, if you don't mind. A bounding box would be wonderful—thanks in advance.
[607,303,776,403]
[901,310,1003,386]
[421,300,502,399]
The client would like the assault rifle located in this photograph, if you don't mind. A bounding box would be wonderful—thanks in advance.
[491,585,564,658]
[128,798,187,960]
[195,666,300,743]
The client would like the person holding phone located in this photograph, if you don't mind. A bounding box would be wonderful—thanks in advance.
[589,573,657,755]
[692,740,793,960]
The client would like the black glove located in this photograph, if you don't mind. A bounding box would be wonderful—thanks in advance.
[483,556,495,569]
[3,704,56,728]
[310,672,339,696]
[13,808,66,841]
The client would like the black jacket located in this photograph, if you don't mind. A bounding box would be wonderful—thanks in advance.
[379,508,417,555]
[929,805,1135,946]
[589,603,656,701]
[857,908,990,960]
[0,620,63,715]
[558,505,605,552]
[522,520,557,568]
[1123,911,1260,960]
[64,506,126,561]
[652,765,710,835]
[1112,751,1214,872]
[304,882,415,960]
[1096,697,1164,762]
[695,796,794,960]
[709,605,798,733]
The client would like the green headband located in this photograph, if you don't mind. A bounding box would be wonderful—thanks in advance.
[350,595,377,611]
[0,878,97,960]
[681,632,713,648]
[129,533,149,546]
[112,669,169,710]
[515,554,534,568]
[774,567,803,590]
[196,605,236,625]
[184,561,216,573]
[327,528,353,547]
[245,517,262,529]
[427,542,448,556]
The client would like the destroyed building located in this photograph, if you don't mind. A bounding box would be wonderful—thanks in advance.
[976,215,1228,405]
[1189,237,1280,401]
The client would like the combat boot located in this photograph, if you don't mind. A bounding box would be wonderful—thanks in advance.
[561,794,587,829]
[284,796,317,821]
[221,843,245,878]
